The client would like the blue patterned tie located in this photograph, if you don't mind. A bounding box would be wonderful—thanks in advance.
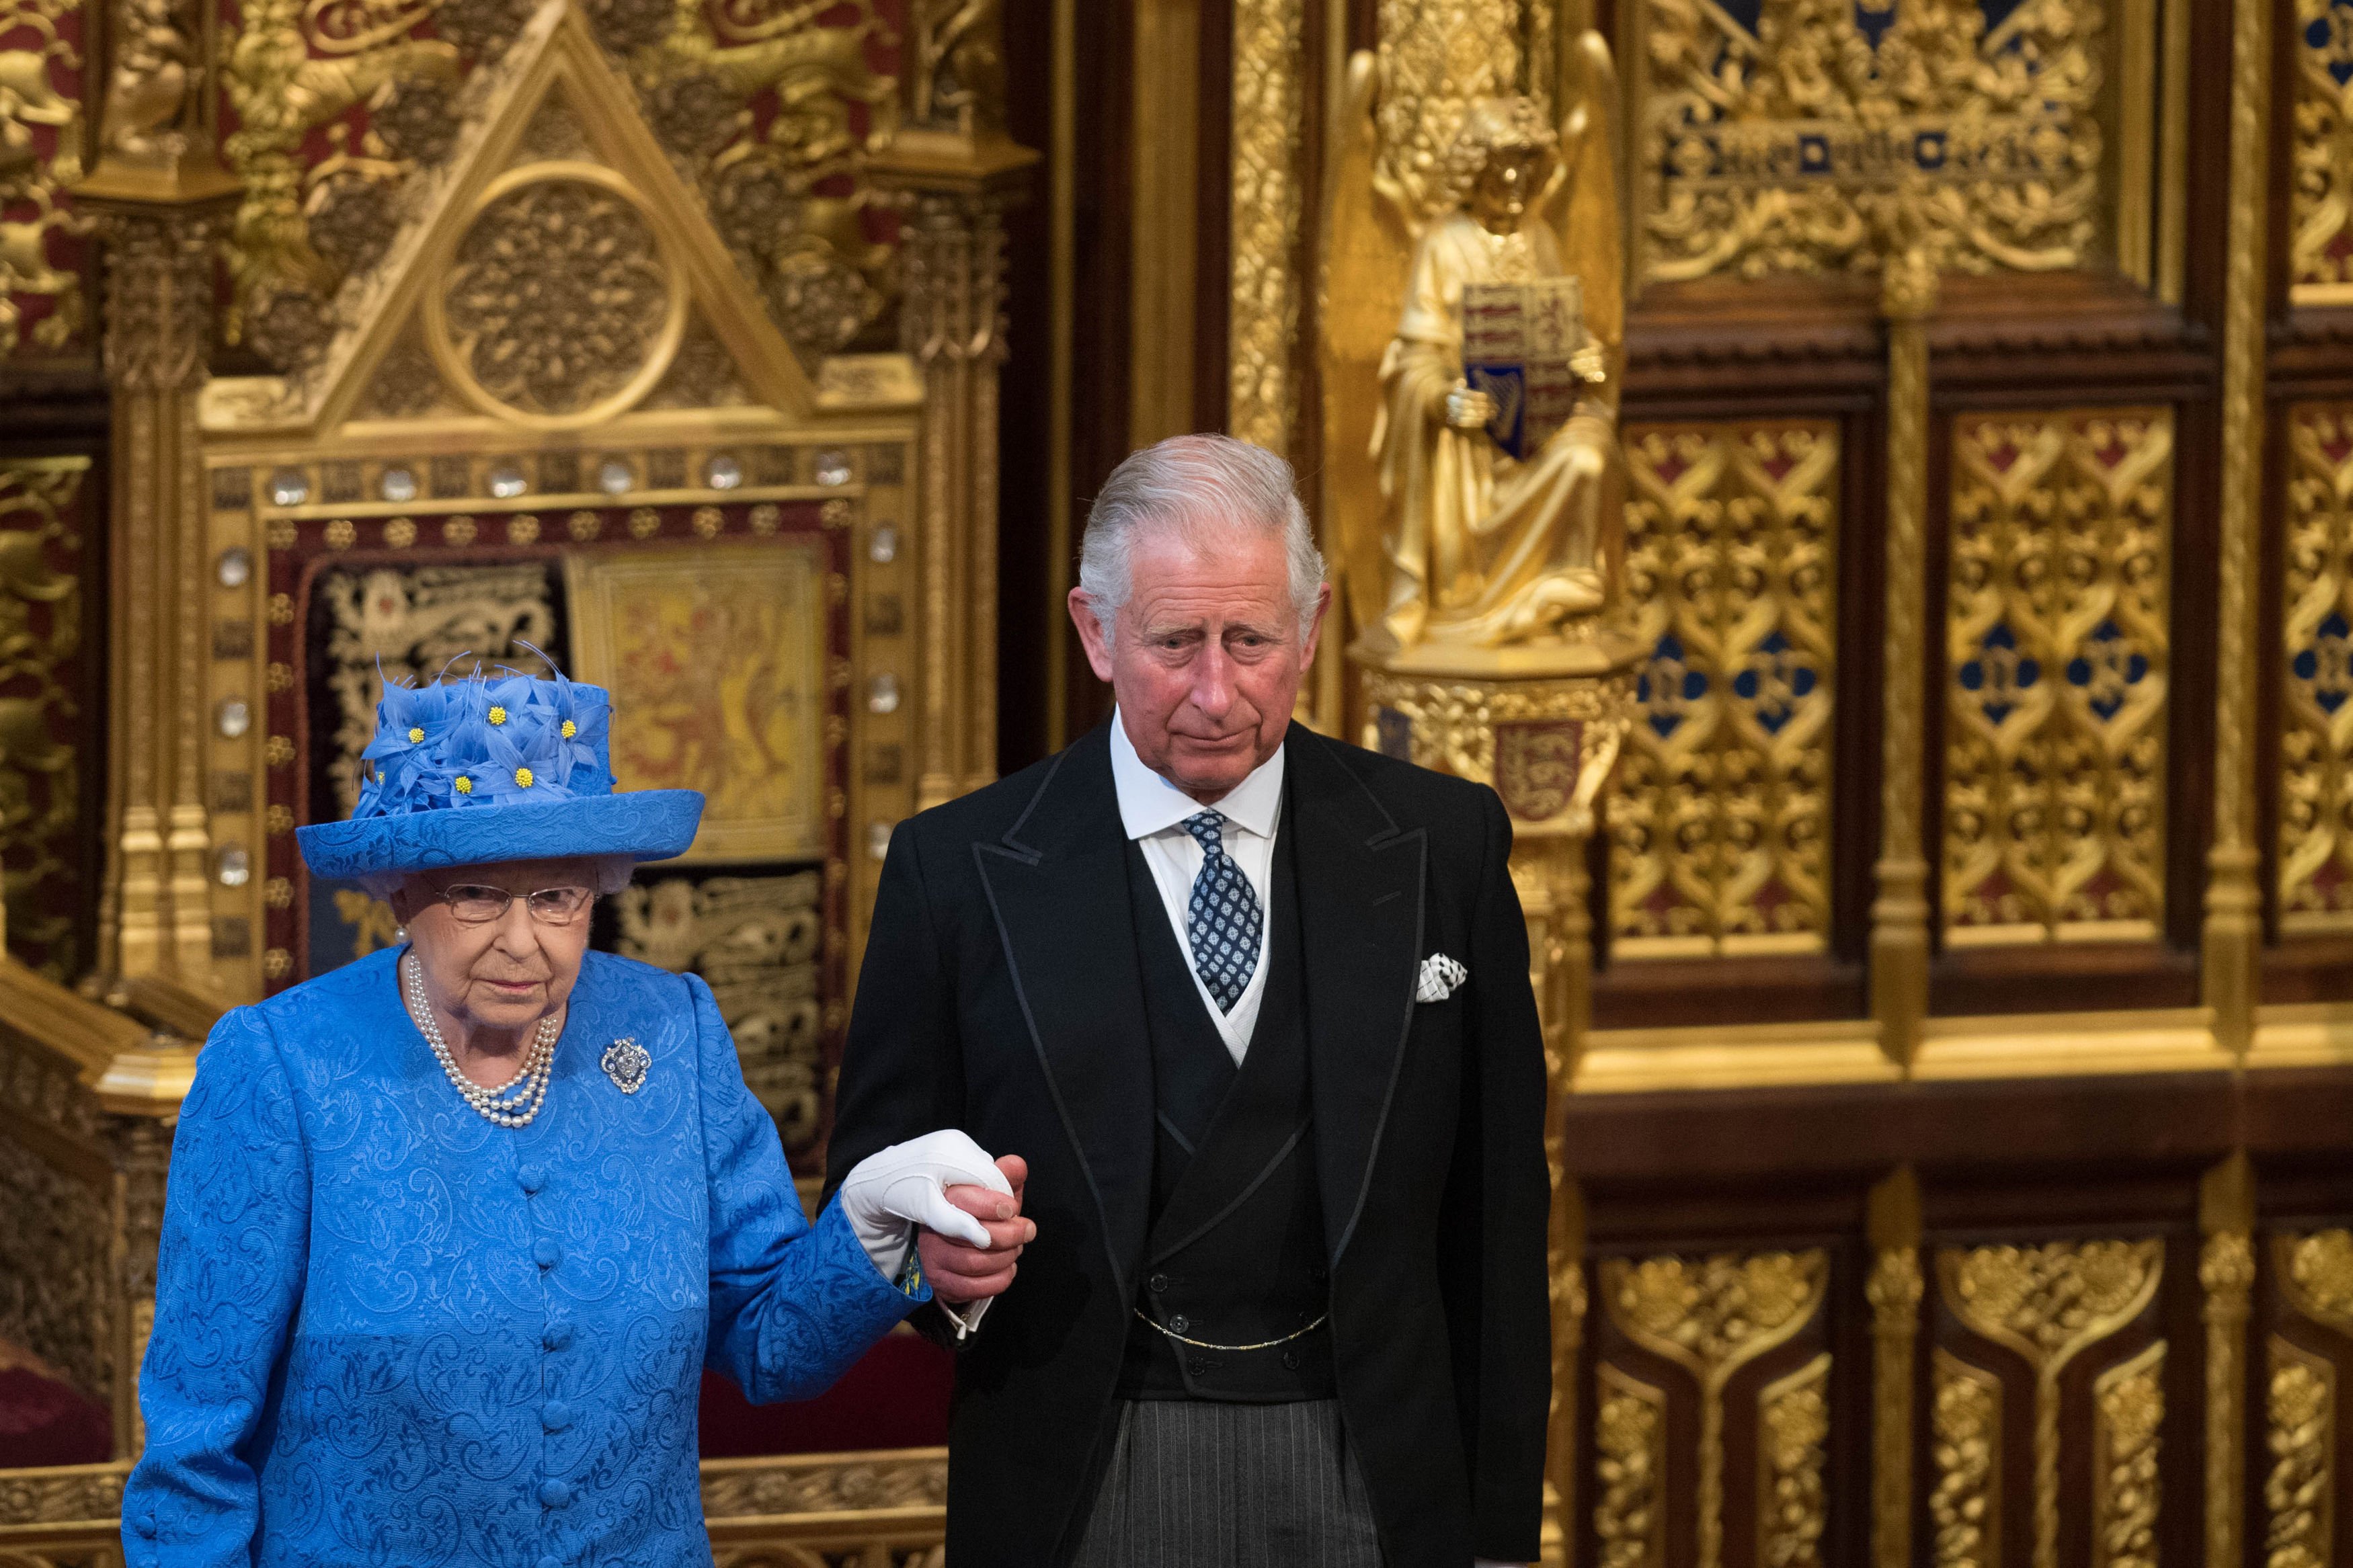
[1183,811,1263,1013]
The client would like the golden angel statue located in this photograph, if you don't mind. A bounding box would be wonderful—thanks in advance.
[1321,35,1626,665]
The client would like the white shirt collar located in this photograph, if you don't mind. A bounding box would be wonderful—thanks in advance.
[1108,708,1286,841]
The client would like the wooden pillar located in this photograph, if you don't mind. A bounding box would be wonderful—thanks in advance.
[869,4,1037,807]
[75,14,240,1009]
[2204,0,2275,1057]
[1871,245,1938,1067]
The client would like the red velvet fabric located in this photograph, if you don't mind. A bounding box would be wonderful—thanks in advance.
[698,1330,953,1457]
[0,1366,110,1469]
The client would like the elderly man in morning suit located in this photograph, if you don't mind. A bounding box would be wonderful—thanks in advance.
[826,434,1551,1567]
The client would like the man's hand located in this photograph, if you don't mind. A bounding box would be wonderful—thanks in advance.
[920,1155,1031,1304]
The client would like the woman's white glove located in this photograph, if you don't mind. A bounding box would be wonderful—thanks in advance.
[838,1128,1013,1282]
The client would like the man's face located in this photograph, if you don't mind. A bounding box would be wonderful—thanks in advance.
[1070,522,1330,801]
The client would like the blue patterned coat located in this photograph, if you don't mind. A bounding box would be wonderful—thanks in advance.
[122,946,923,1568]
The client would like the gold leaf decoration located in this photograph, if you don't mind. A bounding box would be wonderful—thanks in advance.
[1757,1352,1831,1568]
[0,456,86,979]
[1596,1360,1667,1568]
[1944,410,2173,945]
[1635,0,2109,285]
[2266,1336,2334,1568]
[2292,0,2353,299]
[1605,1249,1829,1568]
[2277,1228,2353,1337]
[1939,1240,2163,1568]
[1614,422,1839,956]
[2091,1342,2165,1568]
[1931,1348,2003,1568]
[2280,407,2353,930]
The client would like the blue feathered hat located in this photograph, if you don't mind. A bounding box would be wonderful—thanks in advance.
[296,655,703,881]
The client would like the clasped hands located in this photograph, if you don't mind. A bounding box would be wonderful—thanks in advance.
[838,1129,1033,1306]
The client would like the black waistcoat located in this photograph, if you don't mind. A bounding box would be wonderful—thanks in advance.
[1115,804,1335,1403]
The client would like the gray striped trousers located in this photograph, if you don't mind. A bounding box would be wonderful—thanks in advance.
[1067,1399,1386,1568]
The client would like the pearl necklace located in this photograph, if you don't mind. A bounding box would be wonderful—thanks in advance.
[401,952,559,1128]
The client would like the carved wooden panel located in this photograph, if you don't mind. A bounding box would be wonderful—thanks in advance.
[1613,421,1840,958]
[1943,410,2173,946]
[0,455,89,980]
[2265,1228,2353,1568]
[1590,1247,1835,1568]
[1628,0,2135,289]
[0,0,86,362]
[2281,405,2353,935]
[2292,0,2353,303]
[216,0,908,374]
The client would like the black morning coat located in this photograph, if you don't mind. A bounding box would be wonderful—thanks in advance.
[822,720,1552,1568]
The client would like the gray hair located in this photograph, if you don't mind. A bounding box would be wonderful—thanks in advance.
[1077,434,1325,636]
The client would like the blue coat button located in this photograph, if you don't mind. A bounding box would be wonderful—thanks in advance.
[542,1400,572,1432]
[533,1239,561,1269]
[518,1163,546,1194]
[543,1322,573,1352]
[539,1557,562,1568]
[134,1514,157,1538]
[539,1479,573,1509]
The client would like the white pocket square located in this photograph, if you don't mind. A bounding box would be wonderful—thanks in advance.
[1415,953,1468,1003]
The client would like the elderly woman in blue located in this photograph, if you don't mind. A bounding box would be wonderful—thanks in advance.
[124,669,1031,1568]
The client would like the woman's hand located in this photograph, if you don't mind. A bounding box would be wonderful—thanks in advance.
[920,1155,1031,1304]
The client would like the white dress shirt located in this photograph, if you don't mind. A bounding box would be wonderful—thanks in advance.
[1109,710,1285,1064]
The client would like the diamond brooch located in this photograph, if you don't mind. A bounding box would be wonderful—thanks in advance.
[601,1037,650,1094]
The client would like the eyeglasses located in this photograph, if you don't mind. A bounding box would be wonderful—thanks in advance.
[434,884,596,926]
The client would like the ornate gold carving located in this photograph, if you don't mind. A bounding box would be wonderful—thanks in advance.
[2266,1336,2334,1568]
[2091,1342,2164,1568]
[1871,287,1931,1063]
[1633,0,2110,285]
[1758,1352,1831,1568]
[699,1448,947,1518]
[1868,1169,1923,1568]
[2207,0,2276,1055]
[317,564,557,814]
[2278,1228,2353,1335]
[1373,0,1529,228]
[906,0,1004,139]
[1931,1348,2003,1568]
[1938,1240,2163,1568]
[2204,1227,2256,1568]
[427,169,687,425]
[0,1458,128,1524]
[2292,0,2353,299]
[1362,666,1636,835]
[0,457,86,979]
[218,0,461,365]
[1944,409,2173,944]
[1613,422,1837,956]
[1595,1360,1667,1568]
[2279,406,2353,930]
[1603,1249,1829,1568]
[0,0,87,355]
[94,206,216,390]
[0,1122,110,1404]
[653,3,897,368]
[616,872,825,1157]
[1226,0,1301,456]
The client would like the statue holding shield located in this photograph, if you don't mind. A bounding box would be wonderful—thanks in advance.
[1323,38,1628,666]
